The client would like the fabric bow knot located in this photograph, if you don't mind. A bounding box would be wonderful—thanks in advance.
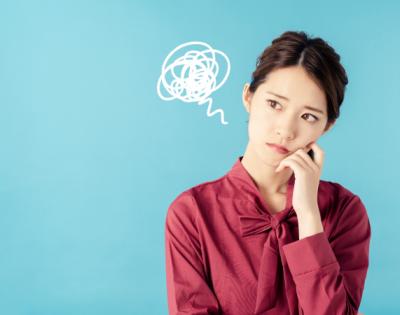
[238,209,295,237]
[238,209,296,313]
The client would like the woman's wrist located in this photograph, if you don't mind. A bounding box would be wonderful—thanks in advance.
[297,210,324,240]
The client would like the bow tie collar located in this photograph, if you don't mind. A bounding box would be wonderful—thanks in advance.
[227,156,296,238]
[239,208,296,237]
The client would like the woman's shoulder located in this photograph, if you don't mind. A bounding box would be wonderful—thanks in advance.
[320,177,362,201]
[318,178,368,223]
[319,179,371,243]
[166,174,228,220]
[173,173,229,202]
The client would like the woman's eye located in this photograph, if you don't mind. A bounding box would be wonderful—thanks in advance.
[303,113,319,122]
[267,100,280,109]
[267,99,319,123]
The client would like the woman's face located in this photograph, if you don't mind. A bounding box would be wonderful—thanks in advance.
[242,65,334,163]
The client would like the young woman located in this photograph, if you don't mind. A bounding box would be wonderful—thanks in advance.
[164,31,371,315]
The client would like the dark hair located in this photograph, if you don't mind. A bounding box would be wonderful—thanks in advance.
[248,31,348,128]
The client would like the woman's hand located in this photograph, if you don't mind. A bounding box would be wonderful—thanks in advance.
[275,141,324,219]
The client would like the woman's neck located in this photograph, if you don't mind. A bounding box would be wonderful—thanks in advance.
[240,145,293,195]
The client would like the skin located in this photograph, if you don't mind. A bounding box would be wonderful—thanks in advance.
[241,65,336,239]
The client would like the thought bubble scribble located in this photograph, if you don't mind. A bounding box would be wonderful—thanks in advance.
[156,41,231,125]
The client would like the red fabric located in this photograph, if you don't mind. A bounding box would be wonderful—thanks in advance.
[165,156,371,315]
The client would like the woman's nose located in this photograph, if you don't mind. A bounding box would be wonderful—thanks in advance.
[275,117,296,140]
[276,128,294,141]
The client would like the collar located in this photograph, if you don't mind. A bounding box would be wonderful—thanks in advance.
[226,156,296,237]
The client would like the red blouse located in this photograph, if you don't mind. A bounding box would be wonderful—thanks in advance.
[164,156,371,315]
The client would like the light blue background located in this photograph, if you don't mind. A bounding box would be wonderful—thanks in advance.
[0,0,398,314]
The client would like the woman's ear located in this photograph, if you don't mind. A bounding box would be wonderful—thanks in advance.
[242,83,253,113]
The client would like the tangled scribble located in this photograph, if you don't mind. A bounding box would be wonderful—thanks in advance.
[156,41,231,125]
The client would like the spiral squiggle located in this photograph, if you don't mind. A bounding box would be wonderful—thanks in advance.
[157,41,230,125]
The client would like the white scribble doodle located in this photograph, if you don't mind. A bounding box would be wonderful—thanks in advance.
[156,41,231,125]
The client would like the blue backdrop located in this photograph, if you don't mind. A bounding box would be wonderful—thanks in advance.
[0,0,398,314]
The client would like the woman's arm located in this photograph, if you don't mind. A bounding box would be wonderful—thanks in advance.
[164,194,221,315]
[282,195,371,315]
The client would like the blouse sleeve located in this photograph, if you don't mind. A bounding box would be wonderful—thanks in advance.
[282,194,372,315]
[164,194,221,315]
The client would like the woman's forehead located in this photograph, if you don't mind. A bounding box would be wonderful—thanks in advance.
[258,67,327,110]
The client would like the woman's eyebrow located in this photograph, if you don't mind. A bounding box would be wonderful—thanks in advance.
[265,91,325,114]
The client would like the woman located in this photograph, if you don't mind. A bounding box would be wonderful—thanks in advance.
[164,31,371,315]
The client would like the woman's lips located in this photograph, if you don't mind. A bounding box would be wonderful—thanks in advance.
[266,143,289,154]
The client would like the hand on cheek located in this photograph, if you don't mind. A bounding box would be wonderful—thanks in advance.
[275,141,324,218]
